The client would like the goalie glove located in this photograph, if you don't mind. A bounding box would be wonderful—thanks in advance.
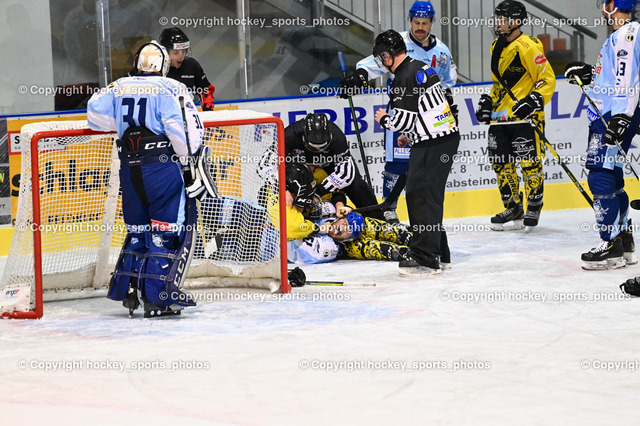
[475,94,493,124]
[339,68,368,99]
[201,84,215,111]
[564,62,592,86]
[604,114,632,147]
[185,145,220,200]
[620,277,640,297]
[512,92,544,120]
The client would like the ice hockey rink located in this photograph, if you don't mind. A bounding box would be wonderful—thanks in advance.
[2,207,639,425]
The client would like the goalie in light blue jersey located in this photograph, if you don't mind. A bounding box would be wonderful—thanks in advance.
[338,1,457,224]
[87,40,218,317]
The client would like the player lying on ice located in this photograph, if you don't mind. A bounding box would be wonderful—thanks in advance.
[87,41,219,318]
[285,162,412,264]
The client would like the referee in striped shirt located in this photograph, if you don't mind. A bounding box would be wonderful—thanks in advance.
[373,30,460,275]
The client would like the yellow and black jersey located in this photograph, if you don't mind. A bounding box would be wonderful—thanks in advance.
[489,34,556,122]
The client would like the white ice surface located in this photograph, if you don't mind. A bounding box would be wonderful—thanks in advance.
[2,208,640,425]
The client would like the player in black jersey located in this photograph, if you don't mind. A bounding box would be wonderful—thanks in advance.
[285,113,385,220]
[159,27,216,111]
[373,30,459,275]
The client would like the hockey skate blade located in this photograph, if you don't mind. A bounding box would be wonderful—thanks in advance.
[581,257,626,271]
[490,219,524,232]
[399,266,442,276]
[624,252,638,265]
[525,225,536,234]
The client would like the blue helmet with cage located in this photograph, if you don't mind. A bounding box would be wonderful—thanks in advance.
[408,1,435,20]
[345,212,365,239]
[602,0,638,12]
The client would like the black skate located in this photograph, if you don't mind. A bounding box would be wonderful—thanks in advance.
[618,220,637,265]
[399,253,441,276]
[523,209,541,233]
[122,283,140,317]
[581,238,625,270]
[490,203,524,231]
[143,302,183,318]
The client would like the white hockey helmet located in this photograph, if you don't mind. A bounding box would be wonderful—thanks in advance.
[134,40,170,76]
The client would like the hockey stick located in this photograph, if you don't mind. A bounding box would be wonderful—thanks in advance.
[337,51,374,192]
[489,39,593,207]
[306,281,376,287]
[353,173,407,213]
[573,77,640,210]
[179,96,219,254]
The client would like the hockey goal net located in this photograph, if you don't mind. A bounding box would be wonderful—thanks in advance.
[1,110,289,319]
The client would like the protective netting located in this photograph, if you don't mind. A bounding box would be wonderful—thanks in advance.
[1,110,285,316]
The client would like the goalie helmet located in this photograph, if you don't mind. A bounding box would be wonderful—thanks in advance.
[160,27,191,52]
[303,113,332,152]
[286,162,317,208]
[408,1,435,20]
[598,0,638,13]
[373,30,407,69]
[134,41,170,76]
[493,1,527,37]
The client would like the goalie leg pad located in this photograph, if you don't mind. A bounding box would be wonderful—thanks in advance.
[108,232,147,302]
[140,198,198,307]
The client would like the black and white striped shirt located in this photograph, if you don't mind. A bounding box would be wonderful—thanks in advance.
[380,57,458,145]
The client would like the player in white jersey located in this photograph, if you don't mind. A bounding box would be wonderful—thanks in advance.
[87,41,217,317]
[565,0,640,270]
[339,1,457,223]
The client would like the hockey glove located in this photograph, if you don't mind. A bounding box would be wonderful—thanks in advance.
[445,89,459,122]
[620,277,640,297]
[289,178,317,209]
[288,267,306,287]
[339,68,368,99]
[564,62,592,86]
[512,92,544,120]
[201,84,215,111]
[475,94,493,124]
[604,114,632,147]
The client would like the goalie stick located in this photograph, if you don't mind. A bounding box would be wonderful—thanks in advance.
[338,51,374,192]
[354,173,407,213]
[178,96,221,254]
[573,77,640,211]
[490,37,593,208]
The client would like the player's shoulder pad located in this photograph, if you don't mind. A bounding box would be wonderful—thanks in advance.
[614,21,640,46]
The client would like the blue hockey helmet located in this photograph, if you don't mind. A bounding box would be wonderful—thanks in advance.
[599,0,638,13]
[345,212,365,239]
[408,1,435,20]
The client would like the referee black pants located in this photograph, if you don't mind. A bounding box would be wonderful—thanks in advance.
[406,133,460,265]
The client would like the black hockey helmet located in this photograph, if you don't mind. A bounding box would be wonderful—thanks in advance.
[303,113,332,152]
[286,162,317,208]
[494,1,527,37]
[160,27,191,51]
[372,30,407,69]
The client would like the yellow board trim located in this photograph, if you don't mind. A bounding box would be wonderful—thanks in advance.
[2,178,639,257]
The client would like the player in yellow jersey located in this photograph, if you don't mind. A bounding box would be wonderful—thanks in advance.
[476,0,556,231]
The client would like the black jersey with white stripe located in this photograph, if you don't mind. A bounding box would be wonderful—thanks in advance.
[382,57,458,146]
[284,119,356,192]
